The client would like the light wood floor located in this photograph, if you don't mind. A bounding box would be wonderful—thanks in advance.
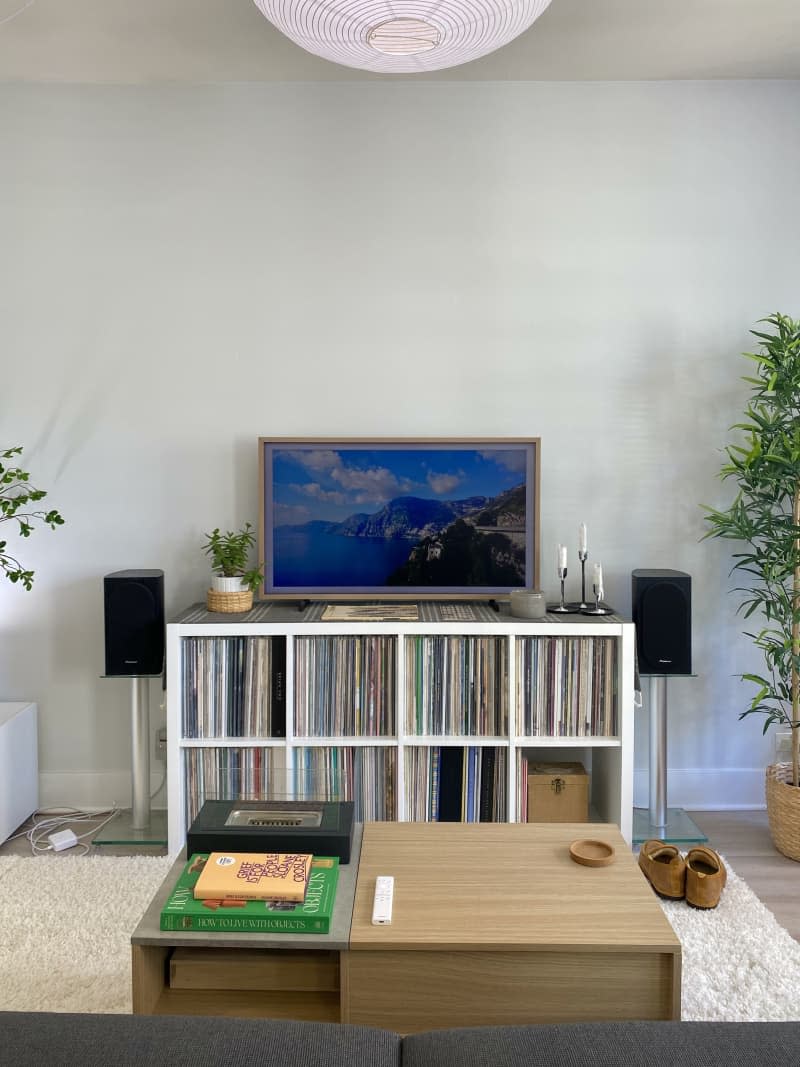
[687,810,800,942]
[2,810,799,941]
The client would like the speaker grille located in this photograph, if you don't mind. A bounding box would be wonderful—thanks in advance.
[104,570,165,676]
[632,569,691,675]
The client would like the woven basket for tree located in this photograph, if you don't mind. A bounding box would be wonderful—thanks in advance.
[766,762,800,861]
[206,588,253,614]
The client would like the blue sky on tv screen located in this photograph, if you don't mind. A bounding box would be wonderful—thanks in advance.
[270,445,528,527]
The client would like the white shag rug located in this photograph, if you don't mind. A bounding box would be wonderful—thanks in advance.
[0,854,171,1014]
[658,857,800,1021]
[0,853,798,1019]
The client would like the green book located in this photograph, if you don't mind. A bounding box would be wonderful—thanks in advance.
[160,854,339,933]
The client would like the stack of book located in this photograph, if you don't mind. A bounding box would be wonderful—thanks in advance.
[160,851,339,933]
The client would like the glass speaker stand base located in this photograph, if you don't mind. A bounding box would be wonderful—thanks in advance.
[93,807,167,846]
[632,806,706,846]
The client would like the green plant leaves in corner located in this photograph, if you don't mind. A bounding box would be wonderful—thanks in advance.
[0,445,65,591]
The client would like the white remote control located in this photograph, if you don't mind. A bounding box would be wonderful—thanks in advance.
[372,875,394,925]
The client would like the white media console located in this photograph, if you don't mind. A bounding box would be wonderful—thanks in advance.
[165,602,636,857]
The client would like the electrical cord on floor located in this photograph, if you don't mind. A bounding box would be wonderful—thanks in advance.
[5,762,167,853]
[8,805,121,856]
[150,762,167,801]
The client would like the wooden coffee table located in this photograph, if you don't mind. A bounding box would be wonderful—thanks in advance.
[341,822,681,1031]
[131,821,680,1028]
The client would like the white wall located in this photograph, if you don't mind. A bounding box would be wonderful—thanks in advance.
[2,80,799,811]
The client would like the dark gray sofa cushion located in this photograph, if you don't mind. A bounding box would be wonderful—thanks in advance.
[4,1013,800,1067]
[401,1021,800,1066]
[0,1012,400,1067]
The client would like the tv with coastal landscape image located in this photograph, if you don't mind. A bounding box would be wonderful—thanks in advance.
[258,438,540,600]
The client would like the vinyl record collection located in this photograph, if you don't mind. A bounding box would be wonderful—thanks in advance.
[294,635,396,737]
[174,628,623,834]
[516,636,618,736]
[293,745,396,822]
[405,635,508,736]
[405,744,508,822]
[180,636,286,738]
[183,745,286,827]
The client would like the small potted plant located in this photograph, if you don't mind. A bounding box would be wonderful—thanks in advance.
[202,522,263,612]
[1,445,64,590]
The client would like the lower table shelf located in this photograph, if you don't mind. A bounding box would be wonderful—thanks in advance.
[133,943,341,1020]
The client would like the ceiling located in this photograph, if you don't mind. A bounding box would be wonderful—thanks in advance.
[1,0,799,83]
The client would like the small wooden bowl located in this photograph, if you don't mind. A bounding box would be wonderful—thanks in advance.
[569,839,615,868]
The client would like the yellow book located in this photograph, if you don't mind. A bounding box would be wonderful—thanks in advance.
[192,852,312,902]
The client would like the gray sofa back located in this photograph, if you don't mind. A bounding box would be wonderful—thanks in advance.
[0,1013,399,1067]
[402,1021,800,1066]
[2,1013,800,1066]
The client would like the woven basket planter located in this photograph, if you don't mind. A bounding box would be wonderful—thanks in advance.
[766,762,800,861]
[206,588,253,614]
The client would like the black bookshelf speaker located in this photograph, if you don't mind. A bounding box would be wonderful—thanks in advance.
[631,569,692,675]
[103,569,165,677]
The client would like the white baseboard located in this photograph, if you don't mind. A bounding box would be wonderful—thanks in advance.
[38,769,167,812]
[633,767,767,811]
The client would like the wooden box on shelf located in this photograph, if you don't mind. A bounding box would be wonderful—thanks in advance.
[527,761,589,823]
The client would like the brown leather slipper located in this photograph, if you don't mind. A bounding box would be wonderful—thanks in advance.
[685,846,726,909]
[638,839,686,900]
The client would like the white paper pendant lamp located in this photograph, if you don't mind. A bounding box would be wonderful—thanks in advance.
[253,0,554,74]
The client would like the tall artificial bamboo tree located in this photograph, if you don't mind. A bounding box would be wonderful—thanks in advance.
[704,314,800,787]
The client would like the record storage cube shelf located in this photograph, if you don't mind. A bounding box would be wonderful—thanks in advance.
[166,603,636,857]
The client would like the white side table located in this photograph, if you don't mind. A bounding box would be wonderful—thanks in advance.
[0,701,38,842]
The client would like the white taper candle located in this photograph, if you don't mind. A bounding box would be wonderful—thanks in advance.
[593,562,604,600]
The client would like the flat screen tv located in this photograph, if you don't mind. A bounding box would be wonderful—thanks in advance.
[259,437,540,601]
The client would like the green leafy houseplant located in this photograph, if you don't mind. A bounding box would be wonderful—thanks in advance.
[1,446,65,590]
[202,522,263,593]
[703,313,800,796]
